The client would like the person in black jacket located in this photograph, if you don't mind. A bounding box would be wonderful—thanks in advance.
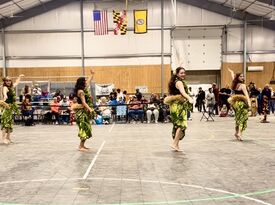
[196,87,206,112]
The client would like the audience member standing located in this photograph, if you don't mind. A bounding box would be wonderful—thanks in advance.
[219,84,231,113]
[206,88,215,114]
[212,83,219,115]
[116,88,123,101]
[109,88,117,101]
[196,87,206,112]
[135,88,142,101]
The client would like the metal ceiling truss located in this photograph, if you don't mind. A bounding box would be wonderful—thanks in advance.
[0,0,76,28]
[0,0,11,5]
[0,0,274,30]
[256,0,275,6]
[177,0,275,31]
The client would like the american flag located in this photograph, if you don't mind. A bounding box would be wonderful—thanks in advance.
[93,10,108,35]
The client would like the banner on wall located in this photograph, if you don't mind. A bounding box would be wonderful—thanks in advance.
[134,10,147,34]
[135,86,148,93]
[113,10,127,35]
[95,84,114,96]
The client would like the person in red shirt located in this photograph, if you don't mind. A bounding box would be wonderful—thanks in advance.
[128,96,144,123]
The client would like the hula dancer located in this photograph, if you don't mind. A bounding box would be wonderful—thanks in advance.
[228,69,251,141]
[1,75,24,144]
[164,67,193,152]
[73,70,95,151]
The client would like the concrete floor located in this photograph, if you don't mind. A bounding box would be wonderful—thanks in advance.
[0,113,275,205]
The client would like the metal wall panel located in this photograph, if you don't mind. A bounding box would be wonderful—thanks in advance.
[5,33,81,56]
[172,28,222,70]
[5,2,81,30]
[176,3,241,26]
[247,26,275,51]
[84,30,171,56]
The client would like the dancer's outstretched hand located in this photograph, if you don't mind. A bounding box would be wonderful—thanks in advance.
[90,69,95,75]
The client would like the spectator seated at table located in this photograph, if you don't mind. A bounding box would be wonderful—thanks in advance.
[51,97,60,124]
[21,95,35,126]
[59,96,70,124]
[116,96,127,119]
[128,96,144,123]
[99,97,112,124]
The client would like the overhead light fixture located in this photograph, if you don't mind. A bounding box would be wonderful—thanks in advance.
[231,0,237,12]
[270,0,275,20]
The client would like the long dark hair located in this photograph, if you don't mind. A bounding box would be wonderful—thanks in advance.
[24,85,29,94]
[168,67,185,94]
[231,73,244,90]
[3,80,13,88]
[74,77,86,96]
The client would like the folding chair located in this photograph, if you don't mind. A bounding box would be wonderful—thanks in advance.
[200,104,215,122]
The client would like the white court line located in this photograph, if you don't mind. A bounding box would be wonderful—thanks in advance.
[82,122,115,179]
[109,122,115,133]
[82,141,105,179]
[0,177,271,205]
[108,138,275,143]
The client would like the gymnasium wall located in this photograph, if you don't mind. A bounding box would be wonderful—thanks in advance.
[224,26,275,63]
[221,62,275,90]
[2,65,171,94]
[0,1,274,89]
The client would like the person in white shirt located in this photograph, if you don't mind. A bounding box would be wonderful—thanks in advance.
[116,88,124,101]
[32,84,42,102]
[146,94,160,123]
[59,96,70,124]
[206,88,215,114]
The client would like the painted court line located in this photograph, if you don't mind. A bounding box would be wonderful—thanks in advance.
[82,141,106,180]
[82,122,114,179]
[109,123,115,133]
[0,177,273,205]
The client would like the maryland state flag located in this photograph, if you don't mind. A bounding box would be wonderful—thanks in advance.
[113,10,127,35]
[134,10,147,34]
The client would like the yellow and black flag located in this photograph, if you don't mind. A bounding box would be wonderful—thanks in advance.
[134,10,147,34]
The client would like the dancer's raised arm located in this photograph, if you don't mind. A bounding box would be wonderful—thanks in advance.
[86,69,95,86]
[14,74,24,88]
[228,68,235,80]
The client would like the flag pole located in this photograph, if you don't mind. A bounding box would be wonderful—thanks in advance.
[80,0,85,76]
[161,0,164,96]
[125,0,128,27]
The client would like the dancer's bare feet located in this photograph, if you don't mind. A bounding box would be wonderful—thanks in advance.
[176,148,183,152]
[170,145,183,152]
[83,146,90,150]
[78,147,89,152]
[234,134,243,141]
[3,140,10,145]
[170,145,177,151]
